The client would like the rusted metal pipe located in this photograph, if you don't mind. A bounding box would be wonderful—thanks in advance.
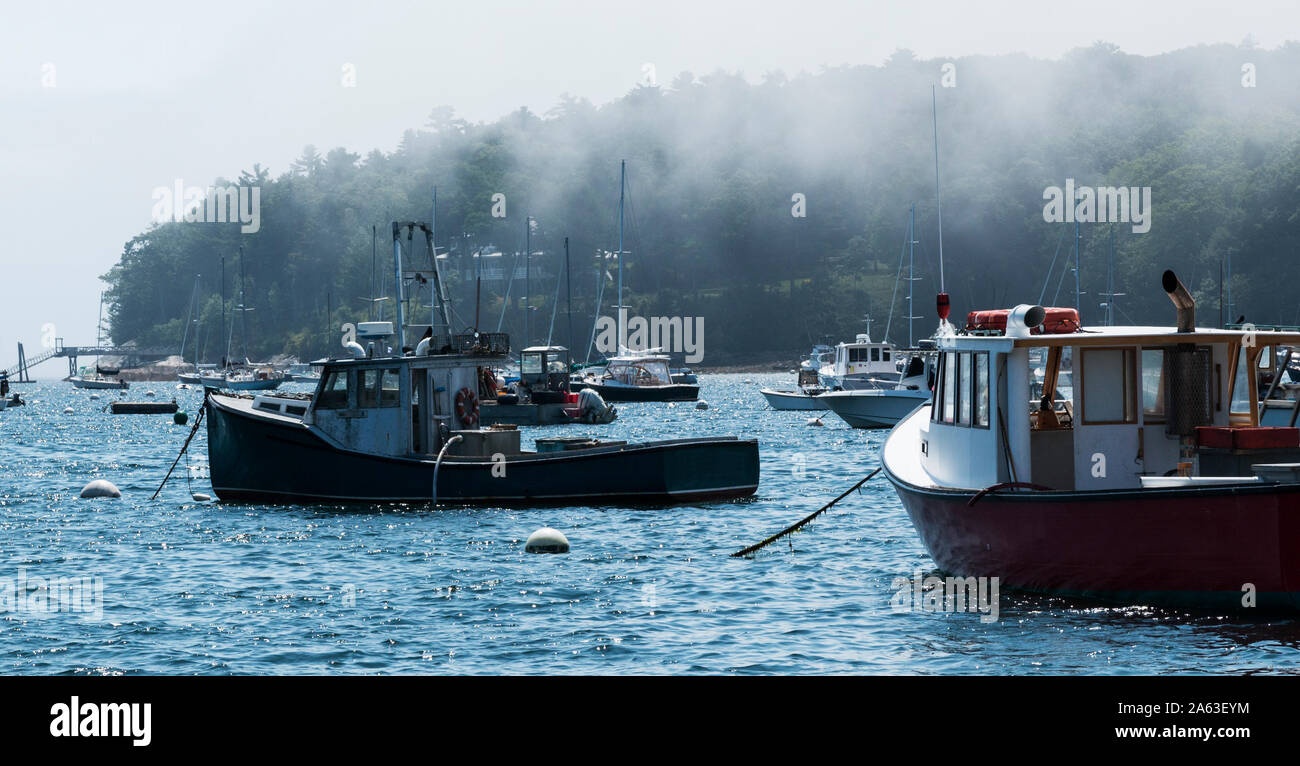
[1162,270,1195,333]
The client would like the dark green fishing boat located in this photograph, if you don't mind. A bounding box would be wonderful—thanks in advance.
[203,220,758,506]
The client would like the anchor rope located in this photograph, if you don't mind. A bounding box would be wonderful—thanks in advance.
[151,391,207,501]
[730,466,882,557]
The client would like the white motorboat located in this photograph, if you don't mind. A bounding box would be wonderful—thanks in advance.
[760,369,830,410]
[818,334,902,391]
[820,352,934,427]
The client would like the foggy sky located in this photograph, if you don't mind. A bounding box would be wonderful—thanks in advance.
[1,0,1295,376]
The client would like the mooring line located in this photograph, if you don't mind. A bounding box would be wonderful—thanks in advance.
[730,466,882,557]
[151,392,207,501]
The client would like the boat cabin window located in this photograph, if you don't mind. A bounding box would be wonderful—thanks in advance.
[942,352,957,422]
[958,353,972,426]
[1080,348,1137,425]
[932,351,989,429]
[1141,349,1166,422]
[521,352,543,375]
[882,349,891,362]
[358,368,401,408]
[871,348,881,362]
[1230,345,1252,415]
[316,369,351,409]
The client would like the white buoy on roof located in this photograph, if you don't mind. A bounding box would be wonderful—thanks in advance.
[525,527,570,554]
[696,400,709,410]
[80,479,121,498]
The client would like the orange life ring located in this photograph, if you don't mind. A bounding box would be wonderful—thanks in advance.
[455,386,479,426]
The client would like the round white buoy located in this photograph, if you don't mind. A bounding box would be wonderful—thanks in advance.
[89,393,101,400]
[192,493,211,502]
[144,390,156,398]
[806,416,824,427]
[63,406,74,414]
[80,479,121,499]
[696,400,709,410]
[525,527,570,554]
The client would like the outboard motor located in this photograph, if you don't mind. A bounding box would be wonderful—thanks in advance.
[577,388,617,424]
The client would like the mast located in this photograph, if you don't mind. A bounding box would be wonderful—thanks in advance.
[546,237,564,346]
[931,87,949,323]
[180,274,200,364]
[239,245,248,363]
[1074,218,1081,321]
[370,224,377,322]
[392,222,405,351]
[617,159,626,347]
[565,236,573,353]
[525,216,531,347]
[908,204,917,347]
[95,292,103,372]
[220,251,227,368]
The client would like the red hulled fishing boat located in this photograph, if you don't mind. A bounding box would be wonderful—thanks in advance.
[882,272,1300,610]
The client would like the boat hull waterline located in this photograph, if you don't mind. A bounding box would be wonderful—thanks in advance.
[206,394,757,505]
[884,407,1300,611]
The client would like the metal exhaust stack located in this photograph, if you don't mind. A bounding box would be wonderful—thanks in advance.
[1162,270,1195,333]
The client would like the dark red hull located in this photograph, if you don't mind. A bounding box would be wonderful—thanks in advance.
[887,472,1300,611]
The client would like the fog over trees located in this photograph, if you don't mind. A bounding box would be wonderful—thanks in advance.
[103,41,1300,363]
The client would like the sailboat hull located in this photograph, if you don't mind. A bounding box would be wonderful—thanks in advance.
[205,395,757,505]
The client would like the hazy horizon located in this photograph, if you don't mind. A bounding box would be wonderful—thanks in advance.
[2,0,1296,377]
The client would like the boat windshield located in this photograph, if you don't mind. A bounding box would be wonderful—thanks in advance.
[606,359,671,385]
[317,369,350,409]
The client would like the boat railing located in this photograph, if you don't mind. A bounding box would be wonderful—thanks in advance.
[427,332,510,356]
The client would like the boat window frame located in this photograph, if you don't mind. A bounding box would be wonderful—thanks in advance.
[972,351,990,429]
[1079,346,1138,425]
[958,352,973,426]
[1139,346,1168,424]
[314,367,353,410]
[942,351,957,423]
[357,366,402,409]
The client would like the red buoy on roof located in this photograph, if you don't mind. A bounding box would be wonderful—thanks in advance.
[965,307,1081,334]
[936,293,951,321]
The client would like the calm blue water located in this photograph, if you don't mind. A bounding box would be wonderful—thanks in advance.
[1,373,1297,675]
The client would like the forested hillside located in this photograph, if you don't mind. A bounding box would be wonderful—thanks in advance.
[102,41,1300,363]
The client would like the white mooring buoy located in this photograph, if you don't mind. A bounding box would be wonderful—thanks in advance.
[63,406,74,414]
[525,527,570,554]
[144,390,156,398]
[80,479,121,499]
[696,399,709,410]
[806,416,824,427]
[89,393,101,400]
[191,493,211,502]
